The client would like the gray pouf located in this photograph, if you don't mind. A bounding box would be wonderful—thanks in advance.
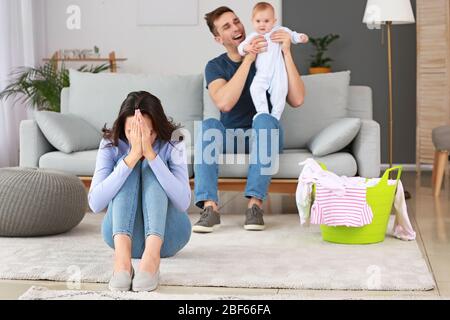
[0,167,87,237]
[432,125,450,151]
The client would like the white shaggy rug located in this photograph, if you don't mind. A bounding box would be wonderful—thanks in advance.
[18,286,251,300]
[19,286,442,300]
[0,213,435,291]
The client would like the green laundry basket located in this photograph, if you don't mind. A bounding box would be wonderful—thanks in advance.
[318,166,402,244]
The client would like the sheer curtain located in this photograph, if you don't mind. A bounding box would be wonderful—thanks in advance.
[0,0,45,167]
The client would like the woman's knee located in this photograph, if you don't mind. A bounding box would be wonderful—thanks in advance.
[141,166,167,202]
[114,161,141,199]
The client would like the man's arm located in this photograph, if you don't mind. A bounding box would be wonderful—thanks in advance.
[208,54,253,113]
[271,30,305,108]
[209,36,266,112]
[284,50,305,108]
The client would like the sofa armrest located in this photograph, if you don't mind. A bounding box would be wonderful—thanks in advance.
[352,119,381,178]
[19,119,55,167]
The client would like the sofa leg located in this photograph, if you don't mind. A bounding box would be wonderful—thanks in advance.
[433,150,449,197]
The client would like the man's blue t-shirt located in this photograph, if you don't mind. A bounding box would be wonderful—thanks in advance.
[205,53,272,129]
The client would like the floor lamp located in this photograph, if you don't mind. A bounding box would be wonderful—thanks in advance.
[363,0,415,197]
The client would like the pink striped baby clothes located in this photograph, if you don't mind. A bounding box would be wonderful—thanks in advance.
[311,184,373,227]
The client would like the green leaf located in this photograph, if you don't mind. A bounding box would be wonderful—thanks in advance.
[0,59,109,112]
[308,33,340,68]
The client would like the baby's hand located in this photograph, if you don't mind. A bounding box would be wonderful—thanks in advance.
[244,43,259,55]
[298,33,309,44]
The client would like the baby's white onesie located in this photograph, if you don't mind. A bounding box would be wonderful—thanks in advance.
[238,26,307,120]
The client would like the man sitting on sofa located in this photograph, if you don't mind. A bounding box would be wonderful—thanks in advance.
[193,6,305,233]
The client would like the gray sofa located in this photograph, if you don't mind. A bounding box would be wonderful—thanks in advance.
[20,69,380,180]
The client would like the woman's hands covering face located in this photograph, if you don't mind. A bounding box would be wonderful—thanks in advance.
[128,111,143,159]
[136,109,157,160]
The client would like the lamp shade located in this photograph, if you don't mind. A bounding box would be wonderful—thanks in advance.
[363,0,415,25]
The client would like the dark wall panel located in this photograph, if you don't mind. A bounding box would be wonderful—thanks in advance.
[283,0,417,163]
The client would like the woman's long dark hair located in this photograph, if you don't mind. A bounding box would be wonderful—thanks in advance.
[102,91,181,148]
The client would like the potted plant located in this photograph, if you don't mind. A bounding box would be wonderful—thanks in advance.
[0,60,109,112]
[309,33,340,74]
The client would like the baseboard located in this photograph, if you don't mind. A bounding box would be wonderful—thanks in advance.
[380,163,433,171]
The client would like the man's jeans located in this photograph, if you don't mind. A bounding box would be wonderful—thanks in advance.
[101,156,191,258]
[194,113,284,208]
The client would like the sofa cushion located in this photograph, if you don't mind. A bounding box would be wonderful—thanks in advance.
[68,70,203,143]
[216,149,357,179]
[347,86,373,120]
[39,149,195,178]
[39,150,98,176]
[280,71,351,149]
[307,118,361,157]
[35,111,102,153]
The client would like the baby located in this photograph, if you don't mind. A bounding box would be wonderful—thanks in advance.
[238,2,308,120]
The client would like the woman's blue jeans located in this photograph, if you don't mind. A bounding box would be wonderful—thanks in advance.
[101,156,191,259]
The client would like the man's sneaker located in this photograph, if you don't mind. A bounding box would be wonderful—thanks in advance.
[192,206,221,233]
[244,204,265,231]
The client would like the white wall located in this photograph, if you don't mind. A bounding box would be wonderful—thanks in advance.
[44,0,282,75]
